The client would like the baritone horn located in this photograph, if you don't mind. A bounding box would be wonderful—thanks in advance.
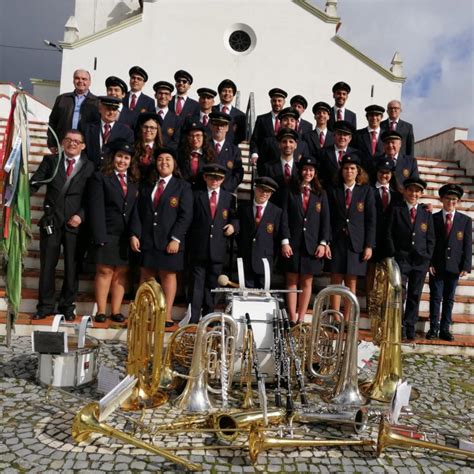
[309,285,366,405]
[122,279,168,410]
[377,417,474,460]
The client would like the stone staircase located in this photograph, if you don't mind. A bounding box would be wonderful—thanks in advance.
[0,117,473,354]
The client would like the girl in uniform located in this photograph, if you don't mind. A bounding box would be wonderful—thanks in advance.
[134,112,164,181]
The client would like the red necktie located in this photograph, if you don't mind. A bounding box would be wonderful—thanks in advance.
[176,96,184,115]
[302,187,310,213]
[66,158,75,177]
[337,109,343,121]
[153,179,165,208]
[390,121,397,131]
[222,105,229,114]
[118,173,127,196]
[141,145,152,166]
[255,205,263,225]
[103,123,111,144]
[158,109,164,119]
[210,190,217,219]
[284,163,291,181]
[190,152,200,176]
[337,150,343,165]
[215,142,221,154]
[130,94,137,111]
[296,119,300,132]
[445,213,453,238]
[410,206,416,224]
[319,131,325,147]
[274,118,280,134]
[381,186,389,211]
[371,131,377,156]
[202,114,209,126]
[345,188,352,209]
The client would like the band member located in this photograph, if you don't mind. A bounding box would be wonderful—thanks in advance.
[105,75,135,128]
[281,156,331,324]
[236,177,288,288]
[177,121,215,190]
[133,112,164,181]
[290,95,312,136]
[208,111,244,193]
[169,69,200,119]
[354,104,385,164]
[153,80,181,150]
[197,87,217,136]
[187,164,238,323]
[386,177,435,341]
[326,154,376,318]
[88,141,139,323]
[123,66,155,119]
[303,101,334,157]
[428,184,472,341]
[30,130,95,320]
[328,81,357,131]
[214,78,246,144]
[381,99,415,156]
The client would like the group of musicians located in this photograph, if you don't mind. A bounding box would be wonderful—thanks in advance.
[30,66,472,343]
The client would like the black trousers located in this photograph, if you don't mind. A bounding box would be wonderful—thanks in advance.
[37,226,78,315]
[400,268,426,335]
[188,261,223,323]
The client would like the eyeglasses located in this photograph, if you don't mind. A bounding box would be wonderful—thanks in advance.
[176,79,189,84]
[142,126,158,131]
[387,107,400,110]
[63,138,83,145]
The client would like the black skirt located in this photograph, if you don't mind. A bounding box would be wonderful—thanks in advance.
[140,248,184,272]
[282,244,324,275]
[91,234,130,266]
[329,233,367,276]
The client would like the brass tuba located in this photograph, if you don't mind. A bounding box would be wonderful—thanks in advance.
[360,258,406,402]
[175,312,238,412]
[121,279,168,410]
[308,285,366,406]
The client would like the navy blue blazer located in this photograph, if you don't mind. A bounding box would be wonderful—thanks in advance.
[327,184,376,253]
[87,171,138,244]
[158,110,182,150]
[317,145,358,189]
[386,202,435,272]
[282,188,331,255]
[250,112,275,156]
[381,118,415,156]
[353,128,385,165]
[169,96,200,119]
[213,139,244,193]
[328,107,357,131]
[262,159,299,207]
[131,176,193,251]
[237,201,284,275]
[431,210,472,274]
[212,105,247,144]
[123,92,155,114]
[188,189,238,263]
[297,118,313,137]
[258,137,309,173]
[82,122,134,169]
[303,129,335,158]
[177,149,211,190]
[368,154,419,187]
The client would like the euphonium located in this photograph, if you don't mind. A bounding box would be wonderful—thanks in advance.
[175,312,238,412]
[309,285,366,405]
[122,279,168,410]
[72,402,202,471]
[248,424,374,464]
[360,258,405,402]
[377,416,474,459]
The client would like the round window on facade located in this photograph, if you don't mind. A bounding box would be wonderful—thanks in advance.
[224,24,256,56]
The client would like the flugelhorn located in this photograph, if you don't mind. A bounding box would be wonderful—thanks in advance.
[175,312,238,412]
[122,279,168,410]
[309,285,366,406]
[377,416,474,459]
[248,424,374,464]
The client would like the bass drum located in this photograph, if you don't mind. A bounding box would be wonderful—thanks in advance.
[231,294,279,382]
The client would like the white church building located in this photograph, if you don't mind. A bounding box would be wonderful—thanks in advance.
[58,0,406,121]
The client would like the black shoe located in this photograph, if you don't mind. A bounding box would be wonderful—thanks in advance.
[439,331,454,342]
[111,313,125,323]
[32,312,47,320]
[64,313,76,322]
[94,313,107,323]
[425,328,439,340]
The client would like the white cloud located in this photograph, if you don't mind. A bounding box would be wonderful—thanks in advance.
[313,0,474,139]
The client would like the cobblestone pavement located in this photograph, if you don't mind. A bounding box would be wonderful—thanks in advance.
[0,335,473,473]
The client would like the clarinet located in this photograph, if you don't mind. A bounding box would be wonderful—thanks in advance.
[272,310,282,407]
[245,313,268,425]
[281,309,309,407]
[277,309,294,415]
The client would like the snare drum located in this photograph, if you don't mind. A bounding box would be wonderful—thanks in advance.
[38,335,100,388]
[231,294,279,381]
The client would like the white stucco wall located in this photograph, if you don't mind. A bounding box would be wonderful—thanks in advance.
[60,0,402,124]
[454,140,474,176]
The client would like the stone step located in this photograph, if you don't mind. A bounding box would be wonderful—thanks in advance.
[418,165,466,176]
[416,156,462,167]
